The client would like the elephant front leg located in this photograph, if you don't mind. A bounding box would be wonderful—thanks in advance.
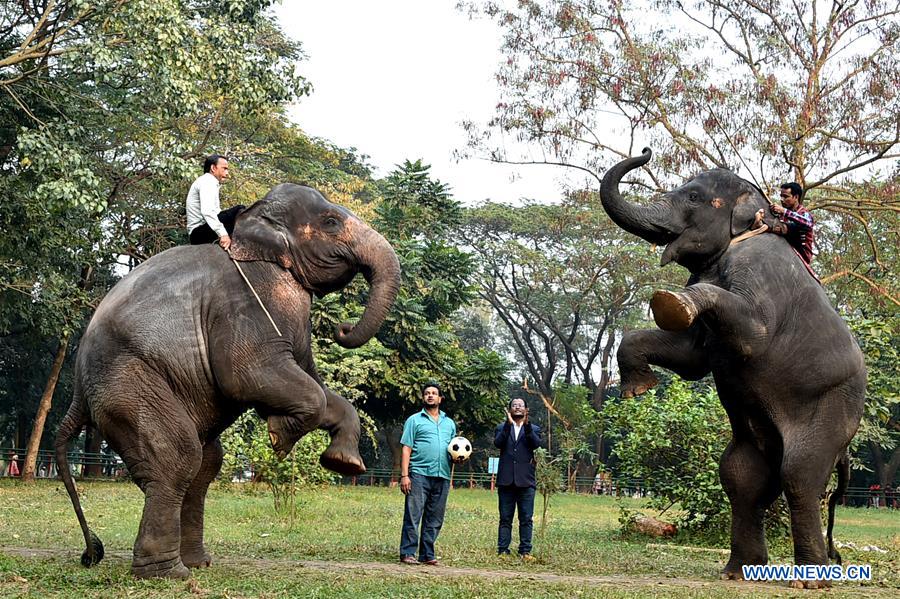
[241,360,327,459]
[180,440,224,569]
[317,387,366,476]
[617,328,710,397]
[650,284,768,357]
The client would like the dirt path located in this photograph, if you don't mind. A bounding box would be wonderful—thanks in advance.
[2,547,891,596]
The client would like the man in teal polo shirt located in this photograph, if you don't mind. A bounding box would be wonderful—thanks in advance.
[398,383,458,565]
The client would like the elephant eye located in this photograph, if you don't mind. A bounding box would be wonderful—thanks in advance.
[324,216,340,228]
[688,191,700,202]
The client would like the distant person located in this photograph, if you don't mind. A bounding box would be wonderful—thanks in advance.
[398,383,459,566]
[494,398,542,560]
[186,154,242,250]
[8,452,19,477]
[769,182,814,264]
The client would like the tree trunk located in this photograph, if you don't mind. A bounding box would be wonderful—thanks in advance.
[385,423,403,487]
[21,336,69,483]
[591,333,615,468]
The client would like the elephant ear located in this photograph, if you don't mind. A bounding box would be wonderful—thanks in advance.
[730,192,762,236]
[228,211,293,269]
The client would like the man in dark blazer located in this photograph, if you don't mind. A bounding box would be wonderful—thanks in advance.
[494,397,542,559]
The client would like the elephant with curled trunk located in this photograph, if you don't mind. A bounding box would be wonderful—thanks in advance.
[600,149,865,585]
[54,184,400,579]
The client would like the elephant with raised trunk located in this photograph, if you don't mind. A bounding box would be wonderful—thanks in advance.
[55,184,400,579]
[600,149,865,586]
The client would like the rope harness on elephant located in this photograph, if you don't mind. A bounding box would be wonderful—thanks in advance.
[729,223,769,246]
[227,252,283,337]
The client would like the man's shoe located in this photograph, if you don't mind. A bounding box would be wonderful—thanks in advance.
[400,555,418,565]
[498,550,511,558]
[420,558,440,566]
[520,553,536,562]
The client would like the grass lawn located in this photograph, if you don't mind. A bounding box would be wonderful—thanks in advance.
[1,479,897,597]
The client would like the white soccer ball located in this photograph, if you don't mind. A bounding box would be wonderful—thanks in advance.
[447,436,472,461]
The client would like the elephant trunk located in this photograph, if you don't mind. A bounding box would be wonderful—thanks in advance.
[335,227,401,348]
[599,148,678,245]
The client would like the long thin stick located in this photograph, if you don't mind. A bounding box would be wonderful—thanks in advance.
[230,256,282,337]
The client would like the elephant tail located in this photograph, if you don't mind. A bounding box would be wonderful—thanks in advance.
[54,389,105,568]
[826,448,850,565]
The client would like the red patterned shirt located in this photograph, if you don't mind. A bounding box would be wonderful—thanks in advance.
[773,205,814,264]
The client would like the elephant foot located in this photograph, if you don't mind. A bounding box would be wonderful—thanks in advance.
[719,569,744,581]
[620,371,659,398]
[650,290,696,331]
[132,553,191,579]
[320,443,366,476]
[720,552,768,583]
[790,579,831,590]
[267,415,303,459]
[180,545,212,569]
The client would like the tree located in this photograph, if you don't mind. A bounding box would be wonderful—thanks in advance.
[459,192,678,464]
[849,314,900,491]
[0,0,308,481]
[814,188,898,487]
[313,160,509,475]
[465,0,900,301]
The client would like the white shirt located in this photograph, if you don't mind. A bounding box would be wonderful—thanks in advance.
[185,173,226,237]
[512,422,523,441]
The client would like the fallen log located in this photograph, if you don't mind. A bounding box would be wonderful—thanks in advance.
[631,515,677,538]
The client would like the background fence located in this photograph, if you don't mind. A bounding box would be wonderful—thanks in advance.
[2,448,895,508]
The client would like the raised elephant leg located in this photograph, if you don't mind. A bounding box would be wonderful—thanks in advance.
[617,328,710,397]
[179,439,224,568]
[318,387,365,475]
[650,285,768,357]
[240,358,327,459]
[719,438,781,579]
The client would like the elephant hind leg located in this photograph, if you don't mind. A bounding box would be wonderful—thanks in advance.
[318,388,365,476]
[180,439,224,568]
[115,398,201,579]
[719,439,781,579]
[781,439,842,567]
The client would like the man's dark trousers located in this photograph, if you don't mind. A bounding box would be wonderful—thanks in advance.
[189,205,244,245]
[498,484,535,555]
[400,472,450,562]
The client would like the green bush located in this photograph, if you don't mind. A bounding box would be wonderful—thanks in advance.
[602,377,733,538]
[219,412,336,516]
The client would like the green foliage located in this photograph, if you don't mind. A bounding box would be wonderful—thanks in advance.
[219,413,335,517]
[313,160,509,438]
[551,382,601,488]
[375,159,462,241]
[459,193,676,409]
[533,447,564,558]
[601,377,733,535]
[848,315,900,455]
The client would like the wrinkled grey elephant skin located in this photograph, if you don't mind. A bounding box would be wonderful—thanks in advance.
[600,149,865,584]
[54,184,400,579]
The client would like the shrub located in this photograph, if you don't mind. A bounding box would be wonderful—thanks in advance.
[602,377,734,538]
[220,412,336,517]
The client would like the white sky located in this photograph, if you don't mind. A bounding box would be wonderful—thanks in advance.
[274,1,567,206]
